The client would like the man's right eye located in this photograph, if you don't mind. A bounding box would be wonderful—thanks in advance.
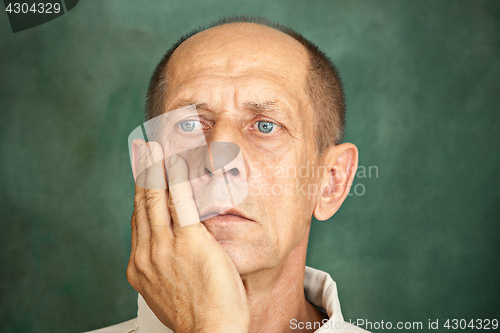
[179,120,202,132]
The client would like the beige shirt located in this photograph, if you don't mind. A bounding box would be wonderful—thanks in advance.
[86,266,369,333]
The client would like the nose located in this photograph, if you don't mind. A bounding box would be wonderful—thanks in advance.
[201,121,247,183]
[202,142,245,183]
[190,120,249,210]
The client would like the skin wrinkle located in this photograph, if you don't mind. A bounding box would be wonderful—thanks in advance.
[166,95,299,156]
[150,22,343,332]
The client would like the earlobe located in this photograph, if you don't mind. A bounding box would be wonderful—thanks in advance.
[313,143,359,221]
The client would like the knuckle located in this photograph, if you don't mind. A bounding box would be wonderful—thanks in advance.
[133,252,151,273]
[169,192,188,210]
[126,263,138,285]
[150,242,168,263]
[134,195,145,211]
[126,264,143,293]
[145,192,161,208]
[168,182,188,203]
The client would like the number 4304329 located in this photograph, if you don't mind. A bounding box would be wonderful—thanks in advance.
[5,3,61,14]
[444,319,498,330]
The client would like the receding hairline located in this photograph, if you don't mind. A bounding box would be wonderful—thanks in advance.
[163,22,311,96]
[168,21,309,64]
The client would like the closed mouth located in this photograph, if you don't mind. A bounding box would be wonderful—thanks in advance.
[199,208,252,222]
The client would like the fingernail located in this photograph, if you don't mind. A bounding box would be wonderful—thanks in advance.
[169,154,178,166]
[139,144,145,157]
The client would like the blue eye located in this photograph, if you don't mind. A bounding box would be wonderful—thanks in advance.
[257,121,276,133]
[179,120,201,132]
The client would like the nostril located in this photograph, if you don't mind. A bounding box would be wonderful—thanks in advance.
[227,168,239,176]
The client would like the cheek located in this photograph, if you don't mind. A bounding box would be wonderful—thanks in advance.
[249,156,318,202]
[247,158,314,227]
[248,159,295,201]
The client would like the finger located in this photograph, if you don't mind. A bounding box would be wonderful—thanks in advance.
[130,213,138,255]
[127,212,139,284]
[144,142,173,241]
[134,144,151,253]
[166,154,204,234]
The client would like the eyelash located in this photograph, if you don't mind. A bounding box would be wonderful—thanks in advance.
[251,120,281,134]
[177,119,209,132]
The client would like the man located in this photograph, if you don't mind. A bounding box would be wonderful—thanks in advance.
[89,16,368,333]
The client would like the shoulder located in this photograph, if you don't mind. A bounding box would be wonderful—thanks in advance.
[83,318,139,333]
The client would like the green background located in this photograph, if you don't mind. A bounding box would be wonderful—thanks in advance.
[1,1,499,332]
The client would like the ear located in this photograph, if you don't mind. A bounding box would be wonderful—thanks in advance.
[313,143,359,221]
[130,138,147,181]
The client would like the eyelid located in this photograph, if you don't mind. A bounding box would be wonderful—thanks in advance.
[177,118,201,125]
[176,117,211,127]
[252,120,282,134]
[175,119,204,133]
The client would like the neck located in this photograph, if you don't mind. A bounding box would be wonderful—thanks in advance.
[240,232,328,333]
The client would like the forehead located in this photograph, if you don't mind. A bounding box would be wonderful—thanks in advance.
[165,23,311,102]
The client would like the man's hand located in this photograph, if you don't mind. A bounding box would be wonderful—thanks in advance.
[126,142,250,333]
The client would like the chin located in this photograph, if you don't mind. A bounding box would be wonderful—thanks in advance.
[214,237,279,276]
[201,214,279,274]
[217,241,259,275]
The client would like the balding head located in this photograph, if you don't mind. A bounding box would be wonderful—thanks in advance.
[167,23,309,98]
[145,16,345,155]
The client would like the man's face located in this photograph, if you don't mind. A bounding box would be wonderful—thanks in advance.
[162,23,322,274]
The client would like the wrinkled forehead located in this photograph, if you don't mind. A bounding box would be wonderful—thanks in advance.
[165,23,311,91]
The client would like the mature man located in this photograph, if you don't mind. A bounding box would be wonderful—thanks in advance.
[89,16,367,333]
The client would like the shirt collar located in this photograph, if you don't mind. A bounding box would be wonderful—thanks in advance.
[137,266,346,333]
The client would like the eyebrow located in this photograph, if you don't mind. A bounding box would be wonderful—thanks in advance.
[244,100,293,124]
[169,100,209,112]
[169,99,292,123]
[244,100,280,115]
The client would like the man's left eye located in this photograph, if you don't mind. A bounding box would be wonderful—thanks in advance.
[179,120,202,132]
[256,121,279,134]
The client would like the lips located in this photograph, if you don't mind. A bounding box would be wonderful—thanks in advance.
[199,207,253,222]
